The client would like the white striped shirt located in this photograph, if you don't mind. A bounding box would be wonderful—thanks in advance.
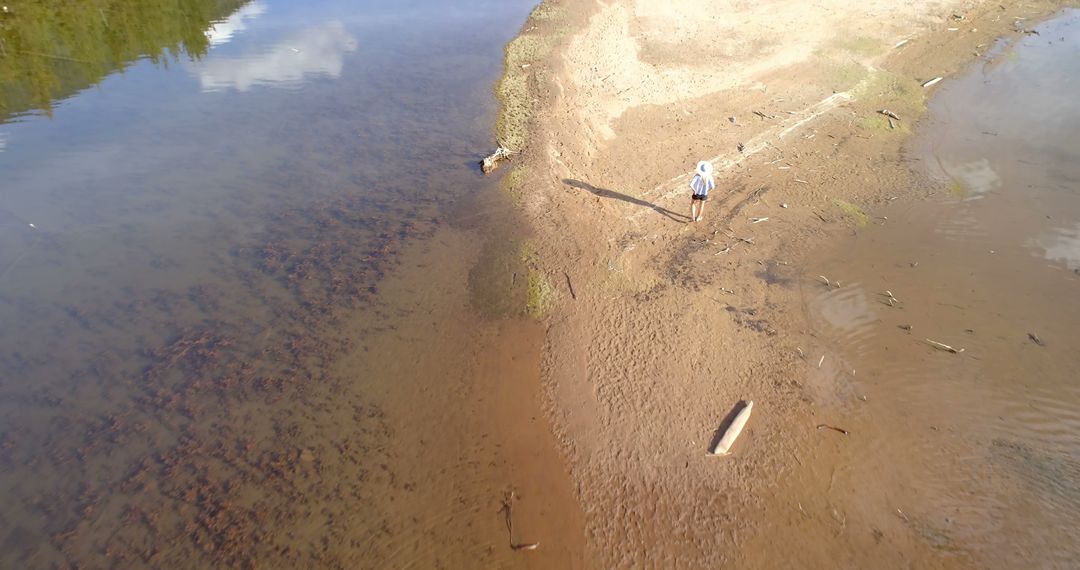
[690,174,715,196]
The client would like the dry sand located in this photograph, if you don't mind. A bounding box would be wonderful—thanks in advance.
[497,0,1077,567]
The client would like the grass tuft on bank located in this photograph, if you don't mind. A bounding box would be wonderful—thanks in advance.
[519,239,554,318]
[495,5,562,152]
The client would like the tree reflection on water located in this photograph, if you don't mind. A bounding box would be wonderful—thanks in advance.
[0,0,246,121]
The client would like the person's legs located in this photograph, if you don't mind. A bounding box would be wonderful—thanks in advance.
[696,199,707,222]
[689,198,697,222]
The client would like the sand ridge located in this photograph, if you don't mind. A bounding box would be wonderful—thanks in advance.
[502,0,1077,566]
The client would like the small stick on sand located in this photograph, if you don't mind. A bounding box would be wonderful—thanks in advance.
[816,424,850,435]
[922,77,944,88]
[500,492,540,552]
[750,217,769,224]
[925,338,964,353]
[563,272,577,300]
[818,355,825,368]
[878,109,900,121]
[818,275,831,287]
[1027,332,1045,346]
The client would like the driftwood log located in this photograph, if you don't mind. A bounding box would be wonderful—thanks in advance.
[481,147,514,174]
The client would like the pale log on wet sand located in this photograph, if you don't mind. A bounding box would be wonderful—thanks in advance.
[711,401,754,456]
[925,338,964,353]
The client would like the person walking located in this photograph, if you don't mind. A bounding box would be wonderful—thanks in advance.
[689,160,715,222]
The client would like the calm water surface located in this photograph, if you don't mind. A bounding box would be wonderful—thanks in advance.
[0,0,540,566]
[802,10,1080,567]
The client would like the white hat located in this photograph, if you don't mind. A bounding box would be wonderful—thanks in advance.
[696,161,713,177]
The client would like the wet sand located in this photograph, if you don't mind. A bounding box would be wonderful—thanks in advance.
[500,0,1079,566]
[795,18,1080,565]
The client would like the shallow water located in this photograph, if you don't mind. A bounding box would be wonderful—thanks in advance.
[0,1,567,567]
[800,10,1080,567]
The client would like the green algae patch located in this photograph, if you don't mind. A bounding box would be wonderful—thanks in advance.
[833,199,870,226]
[829,35,887,58]
[855,70,926,113]
[519,239,554,318]
[526,268,554,318]
[468,233,555,320]
[854,114,896,132]
[948,178,970,198]
[850,70,926,133]
[496,68,532,152]
[468,234,530,320]
[853,112,911,134]
[495,4,564,152]
[529,2,566,21]
[822,60,871,92]
[503,164,529,202]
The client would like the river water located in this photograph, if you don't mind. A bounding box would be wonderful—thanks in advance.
[0,1,586,568]
[798,10,1080,568]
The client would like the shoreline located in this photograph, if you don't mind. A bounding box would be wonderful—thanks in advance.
[495,0,1077,565]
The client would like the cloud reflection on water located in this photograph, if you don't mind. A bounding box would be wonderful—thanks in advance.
[196,21,358,92]
[942,158,1002,200]
[1030,222,1080,270]
[205,1,267,47]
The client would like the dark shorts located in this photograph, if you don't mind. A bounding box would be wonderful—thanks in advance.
[691,193,708,201]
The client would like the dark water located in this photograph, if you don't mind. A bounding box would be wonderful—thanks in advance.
[0,0,536,566]
[801,10,1080,568]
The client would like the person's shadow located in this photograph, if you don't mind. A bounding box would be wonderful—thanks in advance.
[563,179,689,222]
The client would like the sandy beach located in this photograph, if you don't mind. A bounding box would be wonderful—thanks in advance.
[497,0,1077,566]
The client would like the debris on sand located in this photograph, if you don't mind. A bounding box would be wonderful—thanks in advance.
[1027,332,1045,347]
[922,77,943,88]
[481,147,514,174]
[501,491,540,552]
[925,338,964,353]
[711,401,753,455]
[816,424,850,436]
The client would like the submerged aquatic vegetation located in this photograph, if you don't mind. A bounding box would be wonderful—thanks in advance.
[856,70,927,113]
[503,164,530,201]
[519,239,554,318]
[830,35,887,58]
[822,60,871,92]
[948,179,970,197]
[526,268,554,318]
[2,194,431,567]
[833,199,871,226]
